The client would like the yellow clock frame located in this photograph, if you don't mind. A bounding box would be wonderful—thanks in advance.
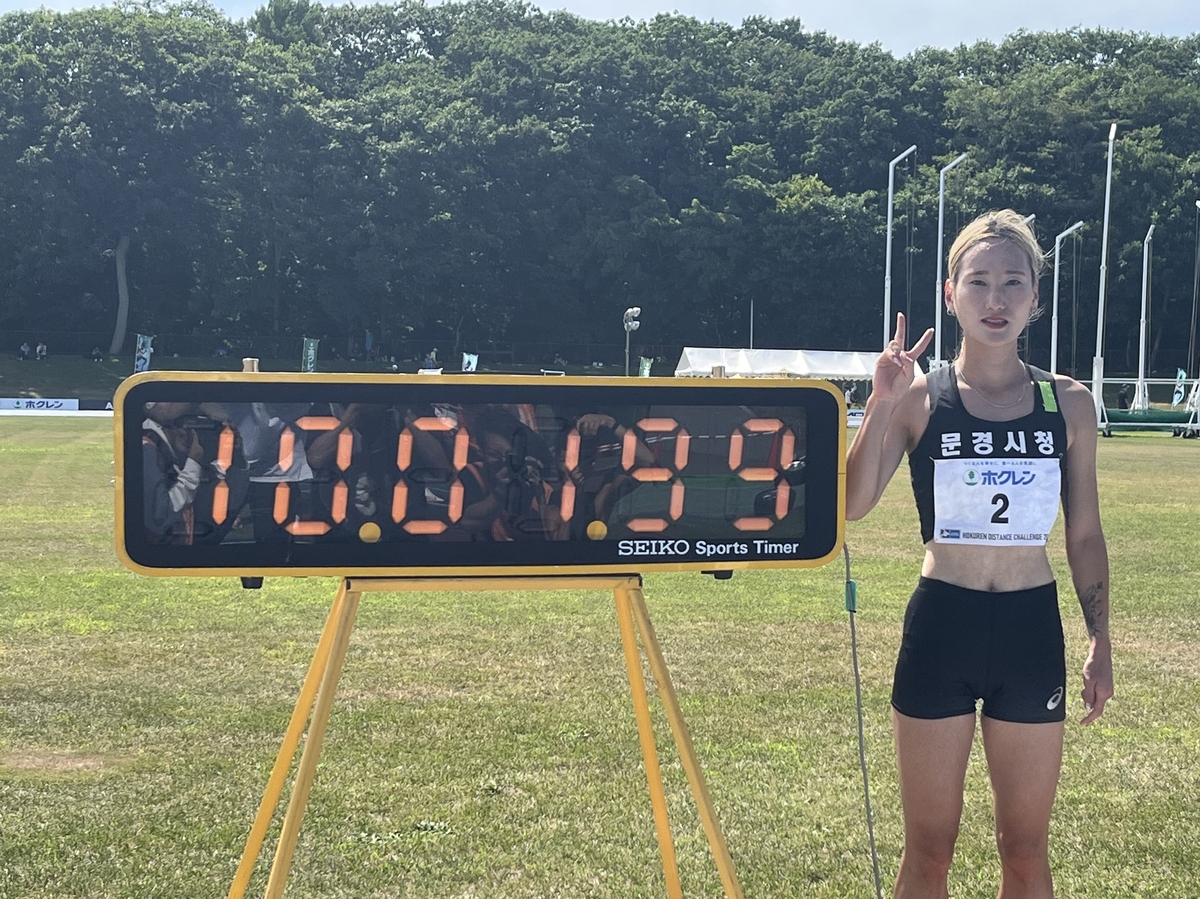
[115,370,846,578]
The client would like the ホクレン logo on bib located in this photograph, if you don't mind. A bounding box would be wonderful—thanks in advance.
[963,469,980,486]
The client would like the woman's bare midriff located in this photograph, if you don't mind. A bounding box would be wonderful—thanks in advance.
[921,542,1056,592]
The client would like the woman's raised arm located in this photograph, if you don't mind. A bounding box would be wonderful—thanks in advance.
[845,313,932,520]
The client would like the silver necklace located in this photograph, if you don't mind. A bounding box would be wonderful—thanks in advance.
[956,363,1029,410]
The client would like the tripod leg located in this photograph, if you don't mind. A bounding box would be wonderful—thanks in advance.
[615,585,683,899]
[263,583,363,899]
[627,586,745,899]
[227,582,348,899]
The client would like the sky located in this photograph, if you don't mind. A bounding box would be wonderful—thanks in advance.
[0,0,1195,56]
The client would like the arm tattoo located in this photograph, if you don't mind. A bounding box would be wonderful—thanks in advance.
[1079,581,1107,639]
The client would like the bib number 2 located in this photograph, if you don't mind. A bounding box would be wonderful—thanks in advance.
[933,458,1060,546]
[990,493,1010,524]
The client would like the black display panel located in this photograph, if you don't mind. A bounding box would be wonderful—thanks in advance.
[114,373,845,576]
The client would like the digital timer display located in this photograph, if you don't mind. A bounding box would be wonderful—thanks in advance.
[114,373,844,576]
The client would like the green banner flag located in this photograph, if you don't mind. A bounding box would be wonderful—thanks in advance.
[301,337,319,373]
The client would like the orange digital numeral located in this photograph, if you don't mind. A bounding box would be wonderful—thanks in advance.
[273,419,355,537]
[211,425,236,525]
[560,428,581,522]
[624,418,689,532]
[392,418,469,535]
[728,418,794,532]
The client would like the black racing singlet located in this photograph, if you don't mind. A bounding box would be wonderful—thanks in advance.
[909,364,1068,545]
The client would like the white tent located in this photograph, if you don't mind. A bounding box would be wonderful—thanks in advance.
[674,347,915,380]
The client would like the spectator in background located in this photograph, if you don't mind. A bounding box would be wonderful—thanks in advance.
[1117,384,1131,410]
[35,341,47,361]
[19,341,31,361]
[92,346,104,362]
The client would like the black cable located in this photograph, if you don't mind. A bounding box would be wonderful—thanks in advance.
[844,542,884,899]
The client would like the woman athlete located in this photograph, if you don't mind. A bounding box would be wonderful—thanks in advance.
[846,210,1114,898]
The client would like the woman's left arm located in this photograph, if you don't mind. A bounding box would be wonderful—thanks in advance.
[1059,379,1114,725]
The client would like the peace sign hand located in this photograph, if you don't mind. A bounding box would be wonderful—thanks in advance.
[874,313,933,403]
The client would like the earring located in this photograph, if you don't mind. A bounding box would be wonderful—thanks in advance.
[946,307,956,318]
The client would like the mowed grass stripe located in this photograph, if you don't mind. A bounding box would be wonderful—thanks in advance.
[0,419,1197,898]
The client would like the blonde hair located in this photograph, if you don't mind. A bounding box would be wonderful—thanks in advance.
[947,209,1046,284]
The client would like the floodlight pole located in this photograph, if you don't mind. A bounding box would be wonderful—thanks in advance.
[1093,123,1118,422]
[1190,199,1200,378]
[1134,223,1155,411]
[935,152,968,364]
[1019,214,1036,364]
[884,144,917,349]
[749,298,754,349]
[623,307,641,376]
[1051,221,1086,375]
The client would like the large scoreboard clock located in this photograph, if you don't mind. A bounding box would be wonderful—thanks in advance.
[114,373,845,576]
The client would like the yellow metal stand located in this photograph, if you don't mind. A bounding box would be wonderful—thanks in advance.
[227,575,744,899]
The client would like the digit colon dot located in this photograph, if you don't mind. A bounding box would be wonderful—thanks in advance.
[586,520,608,540]
[358,522,382,543]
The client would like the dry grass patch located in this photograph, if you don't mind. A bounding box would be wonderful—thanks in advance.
[1,749,113,776]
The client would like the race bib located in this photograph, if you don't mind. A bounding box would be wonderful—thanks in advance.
[933,458,1061,546]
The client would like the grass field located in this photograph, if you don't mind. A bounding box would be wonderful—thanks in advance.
[0,418,1197,899]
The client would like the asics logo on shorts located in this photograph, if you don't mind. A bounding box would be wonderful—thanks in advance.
[1046,686,1064,710]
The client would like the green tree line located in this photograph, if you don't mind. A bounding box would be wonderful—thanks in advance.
[1,0,1197,371]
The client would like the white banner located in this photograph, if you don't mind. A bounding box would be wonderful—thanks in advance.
[675,347,921,379]
[0,397,79,410]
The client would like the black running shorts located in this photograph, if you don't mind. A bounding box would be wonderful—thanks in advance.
[891,577,1067,723]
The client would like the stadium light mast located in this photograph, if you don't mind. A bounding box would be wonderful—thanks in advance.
[1093,122,1118,422]
[1051,221,1086,375]
[1018,214,1037,365]
[934,152,968,365]
[623,307,641,376]
[1190,199,1200,378]
[884,144,917,349]
[1133,223,1155,410]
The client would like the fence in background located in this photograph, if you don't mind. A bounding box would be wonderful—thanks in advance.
[1,330,683,370]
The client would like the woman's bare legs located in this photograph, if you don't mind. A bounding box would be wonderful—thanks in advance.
[981,717,1064,899]
[893,711,977,898]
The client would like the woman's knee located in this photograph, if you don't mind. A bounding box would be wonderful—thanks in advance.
[903,826,959,879]
[995,827,1049,879]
